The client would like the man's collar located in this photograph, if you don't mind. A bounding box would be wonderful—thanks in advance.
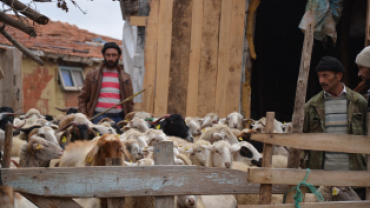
[324,83,346,99]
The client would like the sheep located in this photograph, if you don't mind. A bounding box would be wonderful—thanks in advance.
[120,130,148,147]
[122,118,150,133]
[200,125,238,145]
[233,141,262,167]
[19,108,45,120]
[36,126,59,145]
[35,118,58,129]
[183,140,212,167]
[199,113,219,129]
[73,198,101,208]
[19,135,63,167]
[145,128,168,146]
[201,195,237,208]
[124,158,155,166]
[59,134,132,167]
[168,136,193,150]
[304,186,361,202]
[91,124,117,135]
[218,112,254,130]
[251,117,285,133]
[123,139,145,162]
[185,117,202,138]
[97,118,122,134]
[58,113,96,141]
[176,195,207,208]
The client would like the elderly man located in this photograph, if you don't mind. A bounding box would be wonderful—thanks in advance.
[357,46,370,102]
[303,56,367,198]
[78,42,134,124]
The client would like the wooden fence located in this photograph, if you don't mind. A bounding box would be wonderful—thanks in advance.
[1,121,370,208]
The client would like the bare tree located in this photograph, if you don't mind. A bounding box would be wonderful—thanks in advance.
[0,0,86,66]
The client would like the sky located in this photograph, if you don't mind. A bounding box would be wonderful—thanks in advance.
[19,0,124,40]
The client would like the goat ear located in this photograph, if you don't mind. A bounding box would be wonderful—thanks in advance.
[202,145,215,152]
[120,145,132,162]
[243,119,255,126]
[218,119,227,125]
[231,145,241,153]
[85,145,99,166]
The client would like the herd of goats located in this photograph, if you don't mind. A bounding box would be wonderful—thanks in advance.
[0,107,362,208]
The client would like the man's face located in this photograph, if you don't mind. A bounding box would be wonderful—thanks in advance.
[317,71,342,92]
[357,65,370,82]
[104,48,120,69]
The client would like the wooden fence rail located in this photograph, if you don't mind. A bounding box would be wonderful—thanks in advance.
[238,200,370,208]
[251,133,370,154]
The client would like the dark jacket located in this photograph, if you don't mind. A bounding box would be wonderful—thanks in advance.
[303,86,367,171]
[78,64,134,118]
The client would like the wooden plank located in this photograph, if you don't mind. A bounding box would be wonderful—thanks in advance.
[153,0,174,116]
[143,0,159,114]
[365,0,370,46]
[214,0,232,117]
[367,112,370,200]
[12,48,22,112]
[197,0,221,117]
[1,124,13,168]
[154,141,174,208]
[129,16,147,26]
[250,133,370,154]
[238,200,370,208]
[0,186,13,208]
[185,0,203,117]
[106,158,124,208]
[20,193,82,208]
[248,168,370,187]
[224,0,246,115]
[259,112,274,204]
[167,0,193,115]
[1,166,288,197]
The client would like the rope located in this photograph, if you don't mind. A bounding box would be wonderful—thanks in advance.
[283,168,324,208]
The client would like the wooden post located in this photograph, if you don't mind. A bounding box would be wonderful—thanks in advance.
[105,158,125,208]
[0,186,13,208]
[154,141,174,208]
[365,0,370,46]
[367,112,370,200]
[285,23,314,203]
[1,124,13,168]
[258,112,275,204]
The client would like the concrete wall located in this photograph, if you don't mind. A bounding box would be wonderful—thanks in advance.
[22,57,98,116]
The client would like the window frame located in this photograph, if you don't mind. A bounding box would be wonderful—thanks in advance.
[58,66,85,91]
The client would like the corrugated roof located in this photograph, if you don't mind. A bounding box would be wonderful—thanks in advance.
[0,15,122,59]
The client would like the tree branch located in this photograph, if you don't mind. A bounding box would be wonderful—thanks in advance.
[0,0,49,25]
[0,25,44,66]
[0,11,36,36]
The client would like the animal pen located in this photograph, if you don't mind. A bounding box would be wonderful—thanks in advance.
[2,1,370,208]
[0,26,370,208]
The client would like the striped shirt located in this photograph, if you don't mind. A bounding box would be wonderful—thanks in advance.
[323,86,349,171]
[95,68,122,113]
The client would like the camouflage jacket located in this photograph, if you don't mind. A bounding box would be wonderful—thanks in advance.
[303,87,368,171]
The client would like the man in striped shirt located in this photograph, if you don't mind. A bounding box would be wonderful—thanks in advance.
[303,56,367,199]
[78,42,134,124]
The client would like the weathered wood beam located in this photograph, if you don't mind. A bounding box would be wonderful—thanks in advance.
[129,16,147,26]
[1,166,288,198]
[1,124,12,168]
[238,200,370,208]
[248,168,370,187]
[258,112,274,205]
[154,141,174,208]
[106,158,125,208]
[0,12,36,36]
[0,0,49,24]
[20,193,82,208]
[250,133,370,154]
[0,26,44,66]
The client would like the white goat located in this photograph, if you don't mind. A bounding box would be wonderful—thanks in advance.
[200,125,239,145]
[219,112,254,130]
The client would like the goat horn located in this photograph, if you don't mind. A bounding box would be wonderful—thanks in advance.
[55,107,71,112]
[150,114,171,126]
[11,159,21,168]
[13,120,26,129]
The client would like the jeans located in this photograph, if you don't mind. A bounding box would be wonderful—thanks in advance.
[92,112,123,124]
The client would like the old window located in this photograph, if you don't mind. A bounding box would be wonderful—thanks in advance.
[58,66,84,91]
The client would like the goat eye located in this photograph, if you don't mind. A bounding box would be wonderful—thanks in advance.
[197,150,202,153]
[215,150,219,154]
[39,134,45,138]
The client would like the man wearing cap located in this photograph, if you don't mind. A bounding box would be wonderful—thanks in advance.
[303,56,367,170]
[78,42,134,124]
[357,46,370,102]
